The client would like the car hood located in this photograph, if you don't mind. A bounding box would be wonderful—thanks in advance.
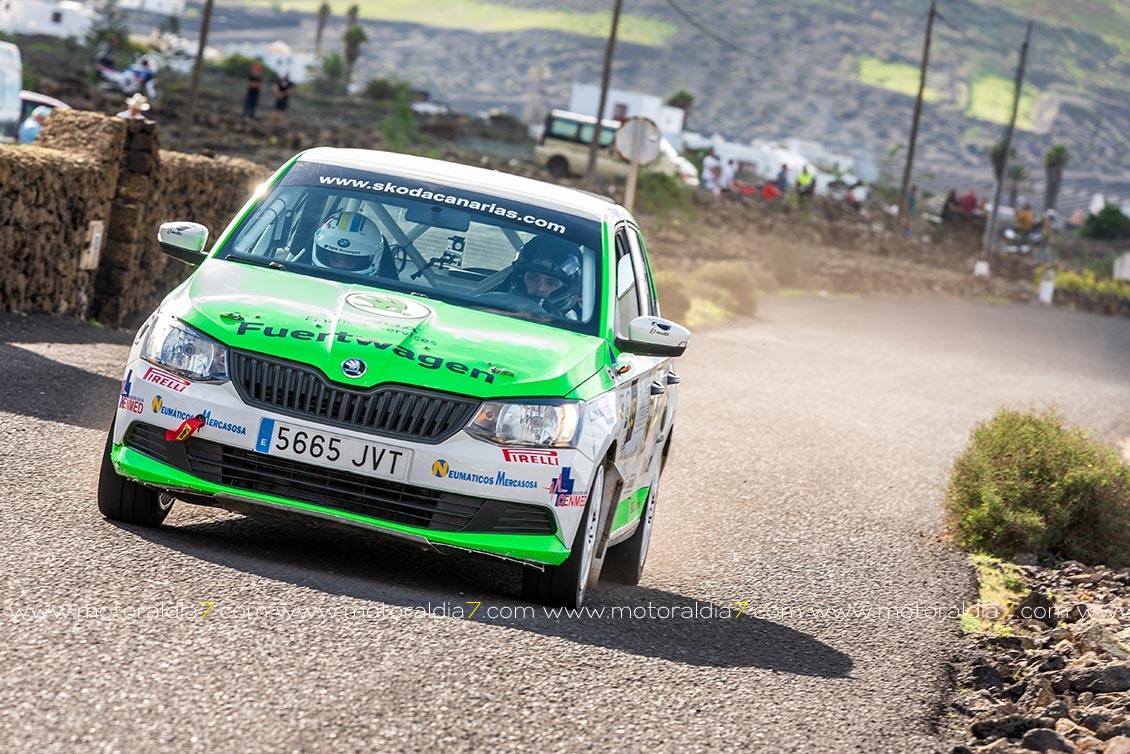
[166,259,608,399]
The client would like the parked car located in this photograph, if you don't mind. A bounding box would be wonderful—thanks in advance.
[0,42,22,142]
[100,148,690,608]
[535,109,699,187]
[19,90,70,124]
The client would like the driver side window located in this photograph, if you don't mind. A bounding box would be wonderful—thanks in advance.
[615,231,641,337]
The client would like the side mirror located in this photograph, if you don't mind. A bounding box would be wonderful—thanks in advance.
[615,315,690,358]
[158,222,209,266]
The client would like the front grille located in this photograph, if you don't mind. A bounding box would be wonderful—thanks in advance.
[125,423,555,535]
[229,350,479,444]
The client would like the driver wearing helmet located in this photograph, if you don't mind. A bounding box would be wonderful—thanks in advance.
[312,211,386,274]
[510,235,583,318]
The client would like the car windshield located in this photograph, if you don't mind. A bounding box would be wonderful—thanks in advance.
[215,161,604,335]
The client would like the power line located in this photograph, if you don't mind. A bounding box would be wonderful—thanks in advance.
[935,11,973,41]
[661,0,778,66]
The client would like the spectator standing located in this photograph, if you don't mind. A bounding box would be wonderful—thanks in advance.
[18,106,51,144]
[701,148,723,199]
[243,63,263,118]
[796,165,815,207]
[941,189,959,222]
[960,189,978,213]
[1016,203,1035,233]
[116,93,150,120]
[775,163,789,192]
[273,74,294,125]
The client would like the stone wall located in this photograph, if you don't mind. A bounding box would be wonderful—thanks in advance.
[0,110,268,326]
[0,111,124,316]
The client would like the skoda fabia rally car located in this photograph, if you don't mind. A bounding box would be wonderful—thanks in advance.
[100,148,689,608]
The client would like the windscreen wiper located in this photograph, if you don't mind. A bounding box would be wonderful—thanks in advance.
[226,254,287,271]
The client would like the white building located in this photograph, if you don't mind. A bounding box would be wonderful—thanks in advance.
[222,40,314,84]
[118,0,186,16]
[0,0,94,39]
[568,83,686,137]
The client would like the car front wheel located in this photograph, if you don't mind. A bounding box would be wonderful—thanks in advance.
[521,464,605,609]
[98,424,173,527]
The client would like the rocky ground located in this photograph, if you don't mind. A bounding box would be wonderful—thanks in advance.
[950,560,1130,754]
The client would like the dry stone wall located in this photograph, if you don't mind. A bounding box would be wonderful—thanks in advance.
[0,110,268,327]
[0,111,123,316]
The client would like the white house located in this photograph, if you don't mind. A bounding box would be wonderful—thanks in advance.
[118,0,186,16]
[568,83,686,137]
[0,0,94,39]
[222,40,314,84]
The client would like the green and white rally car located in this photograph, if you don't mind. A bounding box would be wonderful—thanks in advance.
[101,148,689,608]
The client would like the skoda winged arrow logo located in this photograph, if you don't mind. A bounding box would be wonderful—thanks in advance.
[341,358,367,378]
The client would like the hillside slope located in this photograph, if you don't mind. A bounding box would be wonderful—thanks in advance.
[217,0,1130,208]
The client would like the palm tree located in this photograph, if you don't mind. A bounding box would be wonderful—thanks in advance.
[315,51,346,94]
[315,2,331,55]
[346,3,359,26]
[342,24,368,94]
[990,141,1016,184]
[665,88,694,128]
[1007,164,1028,209]
[1043,144,1070,213]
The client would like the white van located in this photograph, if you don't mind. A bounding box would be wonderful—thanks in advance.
[0,42,23,143]
[535,109,698,187]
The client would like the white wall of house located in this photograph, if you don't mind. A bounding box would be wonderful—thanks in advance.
[568,83,686,136]
[0,0,94,39]
[223,41,314,84]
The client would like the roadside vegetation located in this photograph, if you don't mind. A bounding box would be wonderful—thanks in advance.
[945,407,1130,568]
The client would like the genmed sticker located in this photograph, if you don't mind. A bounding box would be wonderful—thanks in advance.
[502,448,559,466]
[548,467,588,507]
[141,365,191,393]
[118,369,144,414]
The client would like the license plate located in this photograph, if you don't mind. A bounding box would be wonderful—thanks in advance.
[255,418,411,480]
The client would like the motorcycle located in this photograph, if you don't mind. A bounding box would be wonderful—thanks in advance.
[97,54,160,100]
[1000,226,1043,255]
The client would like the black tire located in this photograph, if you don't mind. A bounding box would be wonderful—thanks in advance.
[602,479,658,586]
[98,424,173,527]
[521,465,605,608]
[546,156,570,178]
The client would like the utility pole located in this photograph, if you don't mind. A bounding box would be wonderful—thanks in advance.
[981,20,1033,261]
[898,0,937,235]
[585,0,623,184]
[184,0,216,133]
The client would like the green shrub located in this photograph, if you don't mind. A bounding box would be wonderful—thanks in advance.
[652,270,691,323]
[363,77,408,102]
[634,171,696,218]
[1081,205,1130,240]
[691,260,758,315]
[945,408,1130,567]
[213,53,278,81]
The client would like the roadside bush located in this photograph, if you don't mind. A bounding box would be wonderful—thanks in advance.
[363,77,408,102]
[691,260,758,315]
[945,408,1130,567]
[635,171,696,218]
[652,270,691,323]
[763,237,810,289]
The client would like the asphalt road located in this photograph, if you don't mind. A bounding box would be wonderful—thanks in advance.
[2,297,1128,753]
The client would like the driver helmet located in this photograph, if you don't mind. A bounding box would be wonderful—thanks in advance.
[312,211,385,274]
[511,235,583,315]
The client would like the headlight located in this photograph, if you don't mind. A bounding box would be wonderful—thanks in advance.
[465,401,582,447]
[141,315,228,382]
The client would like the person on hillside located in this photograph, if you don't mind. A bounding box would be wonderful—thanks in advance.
[116,93,151,120]
[244,63,263,118]
[18,106,51,144]
[960,189,978,213]
[701,147,723,199]
[941,188,960,222]
[796,165,815,207]
[1015,203,1035,234]
[273,73,294,125]
[775,163,789,192]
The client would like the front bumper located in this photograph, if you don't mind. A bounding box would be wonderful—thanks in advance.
[112,358,598,565]
[113,439,570,565]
